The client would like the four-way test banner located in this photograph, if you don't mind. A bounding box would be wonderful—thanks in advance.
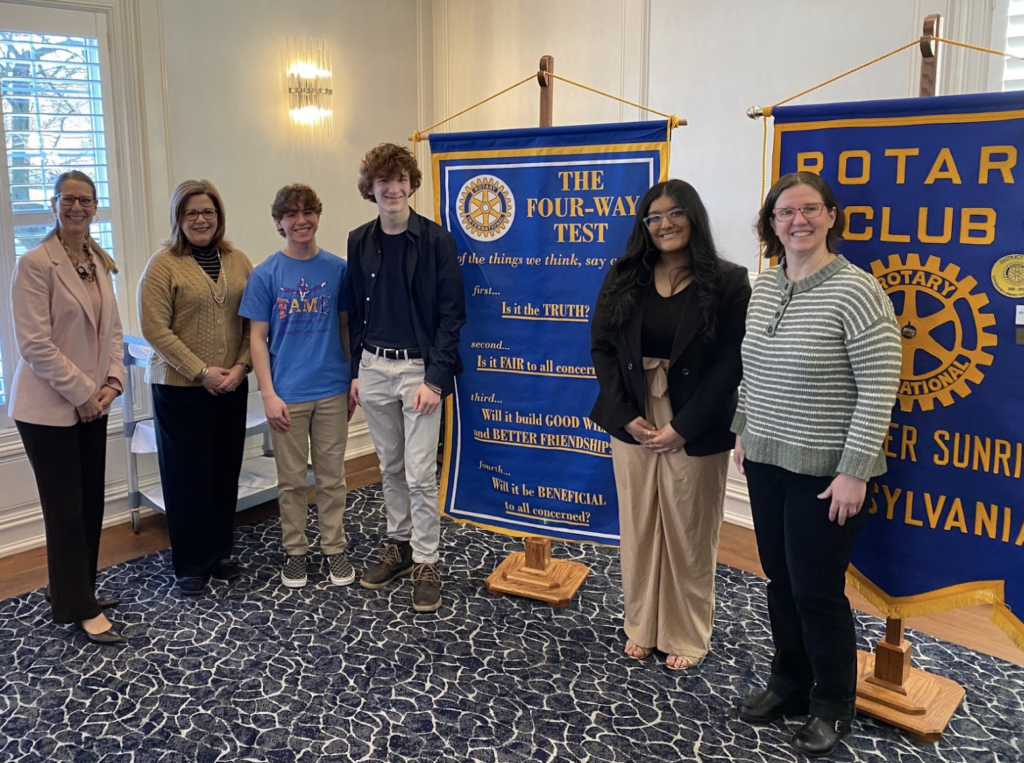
[430,121,671,544]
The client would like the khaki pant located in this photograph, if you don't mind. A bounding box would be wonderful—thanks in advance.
[271,393,349,556]
[610,358,729,662]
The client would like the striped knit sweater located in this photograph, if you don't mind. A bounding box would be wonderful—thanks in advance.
[731,255,901,481]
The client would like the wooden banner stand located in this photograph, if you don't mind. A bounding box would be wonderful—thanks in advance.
[483,55,591,608]
[853,15,965,742]
[485,536,590,608]
[855,618,964,741]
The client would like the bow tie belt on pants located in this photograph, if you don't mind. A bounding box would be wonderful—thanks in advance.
[643,357,670,400]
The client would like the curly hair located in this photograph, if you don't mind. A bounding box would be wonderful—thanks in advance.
[357,143,422,201]
[270,184,323,237]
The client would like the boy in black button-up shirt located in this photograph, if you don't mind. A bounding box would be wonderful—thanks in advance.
[348,143,465,613]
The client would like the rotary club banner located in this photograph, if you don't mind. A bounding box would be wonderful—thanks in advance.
[772,92,1024,650]
[430,121,671,544]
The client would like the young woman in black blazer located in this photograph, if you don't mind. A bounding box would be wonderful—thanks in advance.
[590,179,751,670]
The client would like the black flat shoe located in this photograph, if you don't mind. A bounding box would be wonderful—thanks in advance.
[77,622,125,645]
[212,559,242,582]
[736,688,810,723]
[177,576,208,596]
[792,716,852,757]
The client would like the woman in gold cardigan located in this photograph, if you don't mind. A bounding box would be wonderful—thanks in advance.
[138,180,253,596]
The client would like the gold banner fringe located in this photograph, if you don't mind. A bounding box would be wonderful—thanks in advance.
[847,566,1024,655]
[991,605,1024,653]
[847,566,1003,618]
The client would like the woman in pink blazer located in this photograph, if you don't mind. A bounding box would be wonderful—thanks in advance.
[9,170,127,646]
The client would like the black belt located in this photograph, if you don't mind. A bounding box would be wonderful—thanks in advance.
[364,343,423,360]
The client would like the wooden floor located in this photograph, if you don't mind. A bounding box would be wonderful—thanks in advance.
[2,452,1021,668]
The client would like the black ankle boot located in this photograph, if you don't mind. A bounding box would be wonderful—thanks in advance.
[792,716,851,757]
[735,689,810,723]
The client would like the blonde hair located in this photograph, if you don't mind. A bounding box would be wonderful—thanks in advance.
[164,179,233,256]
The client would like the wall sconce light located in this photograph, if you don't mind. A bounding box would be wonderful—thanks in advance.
[287,38,333,136]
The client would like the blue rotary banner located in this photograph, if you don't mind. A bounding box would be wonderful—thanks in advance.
[430,121,671,544]
[773,92,1024,651]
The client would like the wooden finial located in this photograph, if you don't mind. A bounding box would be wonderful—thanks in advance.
[539,55,554,127]
[919,14,942,97]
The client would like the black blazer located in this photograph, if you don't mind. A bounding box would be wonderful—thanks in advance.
[347,209,467,397]
[589,261,751,456]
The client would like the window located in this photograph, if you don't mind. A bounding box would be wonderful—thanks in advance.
[1003,0,1024,90]
[0,21,117,415]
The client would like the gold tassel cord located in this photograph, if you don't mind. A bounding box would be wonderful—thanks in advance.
[411,74,538,142]
[768,40,922,115]
[543,72,684,127]
[932,35,1024,63]
[412,72,684,143]
[754,36,1024,273]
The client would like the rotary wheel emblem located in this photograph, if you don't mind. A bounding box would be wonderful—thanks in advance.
[457,175,515,241]
[870,253,997,412]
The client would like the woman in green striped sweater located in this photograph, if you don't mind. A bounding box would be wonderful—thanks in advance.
[731,172,901,757]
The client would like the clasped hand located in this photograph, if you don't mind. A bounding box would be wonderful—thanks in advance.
[625,416,685,454]
[202,365,246,396]
[77,385,118,422]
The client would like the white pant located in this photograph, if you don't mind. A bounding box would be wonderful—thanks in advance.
[358,350,442,563]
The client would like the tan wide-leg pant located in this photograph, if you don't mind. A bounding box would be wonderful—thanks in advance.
[610,358,729,662]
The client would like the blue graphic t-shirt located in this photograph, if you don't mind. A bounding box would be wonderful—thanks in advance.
[239,249,350,403]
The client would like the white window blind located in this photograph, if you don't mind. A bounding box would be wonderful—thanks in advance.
[1004,0,1024,90]
[0,29,115,408]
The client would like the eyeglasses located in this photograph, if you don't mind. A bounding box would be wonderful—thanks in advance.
[773,203,826,221]
[643,208,688,228]
[183,208,218,222]
[56,195,97,208]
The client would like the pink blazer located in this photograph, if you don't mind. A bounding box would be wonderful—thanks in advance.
[9,237,127,426]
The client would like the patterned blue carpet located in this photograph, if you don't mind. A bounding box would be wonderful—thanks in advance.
[1,483,1022,762]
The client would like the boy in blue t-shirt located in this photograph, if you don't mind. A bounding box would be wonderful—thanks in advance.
[239,184,354,588]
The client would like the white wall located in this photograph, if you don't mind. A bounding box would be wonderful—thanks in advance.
[144,0,419,281]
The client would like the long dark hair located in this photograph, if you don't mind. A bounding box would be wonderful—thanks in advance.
[596,179,722,340]
[756,172,846,261]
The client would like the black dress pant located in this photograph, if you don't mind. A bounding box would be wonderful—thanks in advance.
[152,381,248,579]
[17,417,108,624]
[743,458,867,721]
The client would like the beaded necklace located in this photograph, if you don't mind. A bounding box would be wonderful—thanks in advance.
[57,234,97,282]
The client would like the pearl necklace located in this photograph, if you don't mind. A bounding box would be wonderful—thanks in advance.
[193,249,227,305]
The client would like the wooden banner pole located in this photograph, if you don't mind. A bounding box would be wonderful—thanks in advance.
[539,54,554,127]
[853,13,966,742]
[485,54,590,607]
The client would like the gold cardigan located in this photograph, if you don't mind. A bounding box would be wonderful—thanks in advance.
[138,247,253,386]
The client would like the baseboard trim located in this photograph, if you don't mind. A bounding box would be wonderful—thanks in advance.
[0,439,379,560]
